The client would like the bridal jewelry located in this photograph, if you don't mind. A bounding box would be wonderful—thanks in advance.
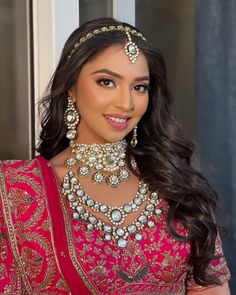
[65,140,137,188]
[71,140,127,172]
[62,170,162,248]
[131,126,138,147]
[68,25,146,63]
[64,97,80,140]
[124,31,139,64]
[64,172,148,226]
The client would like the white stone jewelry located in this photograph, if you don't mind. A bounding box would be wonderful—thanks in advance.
[71,140,128,172]
[131,126,138,147]
[62,170,162,248]
[64,97,80,140]
[63,171,148,226]
[124,32,140,64]
[65,140,137,188]
[68,25,147,63]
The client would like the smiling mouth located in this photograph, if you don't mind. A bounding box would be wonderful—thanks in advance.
[105,115,129,123]
[103,115,131,130]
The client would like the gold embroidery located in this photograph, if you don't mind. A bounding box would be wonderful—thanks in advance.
[0,159,72,294]
[18,232,53,255]
[119,263,148,282]
[69,201,192,294]
[7,188,45,231]
[21,247,44,278]
[32,258,56,292]
[0,163,33,293]
[56,178,100,294]
[37,158,71,294]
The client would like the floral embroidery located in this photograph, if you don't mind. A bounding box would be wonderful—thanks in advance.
[21,247,44,278]
[0,159,71,294]
[66,198,230,294]
[0,158,231,294]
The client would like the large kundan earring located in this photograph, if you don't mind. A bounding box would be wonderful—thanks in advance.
[131,126,138,147]
[64,96,80,140]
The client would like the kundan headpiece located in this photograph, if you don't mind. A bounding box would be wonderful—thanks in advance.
[68,25,147,63]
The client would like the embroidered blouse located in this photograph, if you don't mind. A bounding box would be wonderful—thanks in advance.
[0,157,230,294]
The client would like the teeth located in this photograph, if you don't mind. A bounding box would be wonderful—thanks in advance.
[106,116,128,123]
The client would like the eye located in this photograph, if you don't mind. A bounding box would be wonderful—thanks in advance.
[133,84,150,93]
[96,78,115,88]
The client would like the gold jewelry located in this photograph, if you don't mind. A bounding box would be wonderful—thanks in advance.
[131,126,138,147]
[65,140,136,188]
[68,25,146,63]
[64,97,80,140]
[70,140,127,172]
[124,32,140,64]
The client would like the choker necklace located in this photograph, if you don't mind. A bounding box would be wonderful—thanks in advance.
[62,170,162,248]
[65,140,137,188]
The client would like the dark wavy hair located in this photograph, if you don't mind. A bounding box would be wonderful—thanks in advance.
[37,17,221,286]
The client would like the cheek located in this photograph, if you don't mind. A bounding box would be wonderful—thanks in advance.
[136,95,149,116]
[77,83,110,111]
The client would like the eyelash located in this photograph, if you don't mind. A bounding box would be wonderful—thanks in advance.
[133,84,150,93]
[96,78,150,93]
[96,78,114,88]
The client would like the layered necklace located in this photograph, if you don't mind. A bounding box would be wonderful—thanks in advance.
[62,139,162,248]
[65,140,137,188]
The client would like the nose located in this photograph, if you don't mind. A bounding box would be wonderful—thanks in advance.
[114,86,134,112]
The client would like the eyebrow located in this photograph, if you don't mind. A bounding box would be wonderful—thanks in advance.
[91,68,150,82]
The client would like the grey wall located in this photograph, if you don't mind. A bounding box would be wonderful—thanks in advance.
[196,0,236,291]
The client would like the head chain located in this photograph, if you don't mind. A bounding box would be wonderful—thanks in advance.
[68,25,147,63]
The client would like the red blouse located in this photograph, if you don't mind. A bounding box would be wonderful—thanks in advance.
[0,157,230,294]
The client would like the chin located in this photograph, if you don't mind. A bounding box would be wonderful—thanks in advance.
[104,134,128,143]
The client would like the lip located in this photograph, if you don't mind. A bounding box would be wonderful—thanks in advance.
[104,113,131,119]
[103,114,131,130]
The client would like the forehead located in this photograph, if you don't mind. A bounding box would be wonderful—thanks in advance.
[81,44,149,77]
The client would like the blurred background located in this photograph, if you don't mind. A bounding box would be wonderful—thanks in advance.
[0,0,235,291]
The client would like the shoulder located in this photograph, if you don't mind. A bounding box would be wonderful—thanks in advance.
[0,156,49,198]
[0,156,50,228]
[0,157,39,171]
[0,156,50,177]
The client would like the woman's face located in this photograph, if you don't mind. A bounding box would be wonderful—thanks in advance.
[68,43,149,144]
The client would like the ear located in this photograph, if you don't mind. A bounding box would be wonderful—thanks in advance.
[67,87,77,104]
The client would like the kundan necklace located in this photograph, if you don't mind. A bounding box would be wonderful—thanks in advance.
[62,171,162,248]
[63,173,148,226]
[62,139,162,248]
[65,139,137,188]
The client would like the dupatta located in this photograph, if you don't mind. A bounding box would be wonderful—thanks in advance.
[0,156,99,294]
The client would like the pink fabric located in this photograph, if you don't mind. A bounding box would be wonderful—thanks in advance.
[71,206,191,294]
[38,156,92,295]
[0,157,231,294]
[0,159,71,294]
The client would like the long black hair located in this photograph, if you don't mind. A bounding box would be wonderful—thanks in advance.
[37,17,221,287]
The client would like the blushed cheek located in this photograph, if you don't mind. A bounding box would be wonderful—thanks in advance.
[139,97,149,116]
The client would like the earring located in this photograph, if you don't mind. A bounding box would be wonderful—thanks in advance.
[131,126,138,147]
[64,96,80,140]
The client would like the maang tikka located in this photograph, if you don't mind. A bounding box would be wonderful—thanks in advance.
[64,96,80,140]
[124,31,139,63]
[68,25,146,63]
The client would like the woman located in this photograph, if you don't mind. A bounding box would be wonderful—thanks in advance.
[0,17,231,294]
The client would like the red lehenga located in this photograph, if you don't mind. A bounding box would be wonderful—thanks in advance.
[0,157,230,294]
